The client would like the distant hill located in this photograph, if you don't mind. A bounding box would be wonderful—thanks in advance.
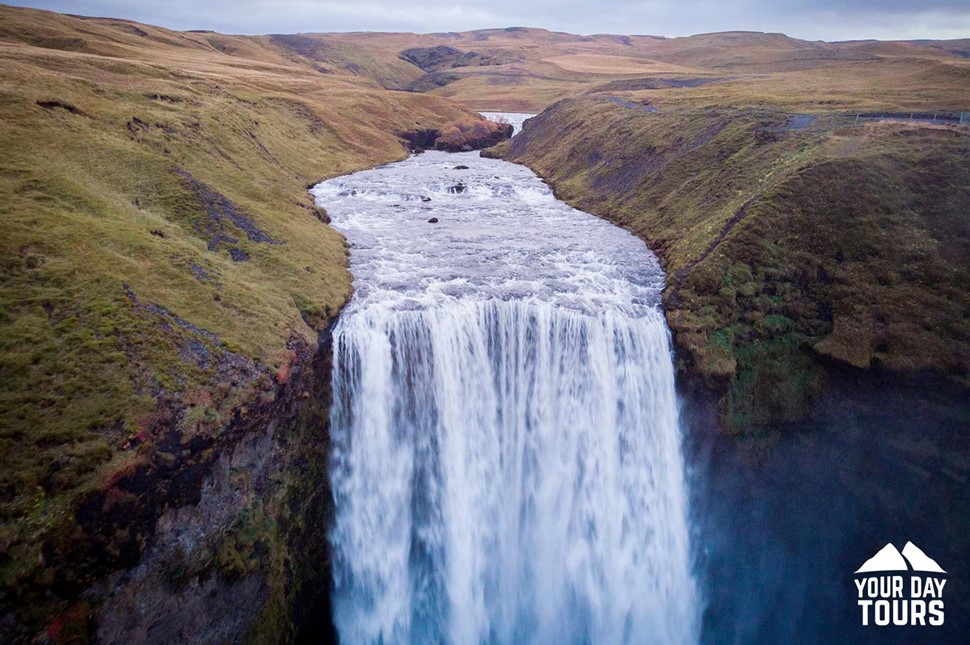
[329,27,970,111]
[0,4,967,641]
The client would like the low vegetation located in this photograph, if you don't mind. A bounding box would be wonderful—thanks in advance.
[330,28,970,112]
[504,98,970,431]
[0,5,484,638]
[1,2,968,638]
[433,118,513,151]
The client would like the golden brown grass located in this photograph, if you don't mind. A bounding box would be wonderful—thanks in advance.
[503,97,970,431]
[541,54,700,75]
[331,27,970,112]
[0,4,478,613]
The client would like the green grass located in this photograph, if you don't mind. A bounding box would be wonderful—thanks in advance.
[505,98,970,431]
[0,5,480,628]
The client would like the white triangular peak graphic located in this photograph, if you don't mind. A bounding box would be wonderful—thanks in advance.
[855,543,908,574]
[902,541,947,574]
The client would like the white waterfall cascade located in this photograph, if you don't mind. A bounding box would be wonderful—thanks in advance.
[311,121,699,644]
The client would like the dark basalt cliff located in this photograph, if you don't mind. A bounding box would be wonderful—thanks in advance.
[3,331,338,643]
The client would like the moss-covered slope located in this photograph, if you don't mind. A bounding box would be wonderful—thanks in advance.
[503,98,970,431]
[0,5,485,639]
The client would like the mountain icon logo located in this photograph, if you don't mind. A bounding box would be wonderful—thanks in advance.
[855,542,947,575]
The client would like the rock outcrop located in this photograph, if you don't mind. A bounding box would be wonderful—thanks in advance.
[5,333,338,643]
[400,118,513,153]
[399,45,498,72]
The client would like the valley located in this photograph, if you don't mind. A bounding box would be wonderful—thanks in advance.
[0,4,967,643]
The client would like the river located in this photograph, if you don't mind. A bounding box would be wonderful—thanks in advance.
[311,114,698,644]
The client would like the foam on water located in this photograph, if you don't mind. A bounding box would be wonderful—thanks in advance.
[312,125,699,644]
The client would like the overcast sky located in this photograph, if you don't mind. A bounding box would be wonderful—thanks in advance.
[9,0,970,40]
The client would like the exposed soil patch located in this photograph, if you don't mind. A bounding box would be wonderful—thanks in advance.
[607,96,660,113]
[175,167,277,260]
[36,100,86,116]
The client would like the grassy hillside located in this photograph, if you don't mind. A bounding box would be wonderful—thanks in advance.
[502,98,970,431]
[1,3,968,637]
[330,28,970,112]
[0,5,484,636]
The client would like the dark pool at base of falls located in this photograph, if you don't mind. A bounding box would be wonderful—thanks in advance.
[685,370,969,645]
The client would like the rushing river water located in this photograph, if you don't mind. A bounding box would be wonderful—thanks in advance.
[311,114,698,644]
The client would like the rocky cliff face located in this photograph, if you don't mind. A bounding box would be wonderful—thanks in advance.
[6,333,338,643]
[681,360,970,643]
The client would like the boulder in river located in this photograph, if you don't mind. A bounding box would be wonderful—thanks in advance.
[428,217,439,223]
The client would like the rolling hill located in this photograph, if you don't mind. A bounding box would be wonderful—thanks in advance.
[0,5,491,641]
[330,27,970,111]
[0,3,968,642]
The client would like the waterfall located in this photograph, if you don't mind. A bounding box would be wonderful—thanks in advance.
[312,131,698,644]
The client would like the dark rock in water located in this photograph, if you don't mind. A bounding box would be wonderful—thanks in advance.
[448,182,466,194]
[421,196,432,202]
[454,165,469,170]
[428,217,439,224]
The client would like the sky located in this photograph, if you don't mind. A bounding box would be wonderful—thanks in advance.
[8,0,970,41]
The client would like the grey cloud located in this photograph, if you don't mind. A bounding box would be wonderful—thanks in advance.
[7,0,970,39]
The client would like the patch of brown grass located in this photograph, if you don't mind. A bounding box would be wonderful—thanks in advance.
[504,97,970,431]
[331,27,970,112]
[0,4,476,624]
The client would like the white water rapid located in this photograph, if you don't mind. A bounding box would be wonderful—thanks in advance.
[311,115,699,644]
